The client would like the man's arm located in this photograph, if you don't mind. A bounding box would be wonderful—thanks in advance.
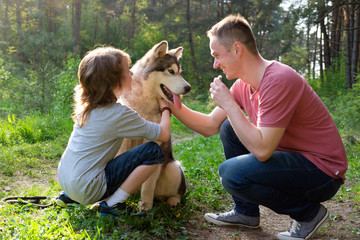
[210,77,285,162]
[169,104,227,137]
[226,103,285,161]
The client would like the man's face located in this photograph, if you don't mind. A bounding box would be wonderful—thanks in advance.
[209,36,239,80]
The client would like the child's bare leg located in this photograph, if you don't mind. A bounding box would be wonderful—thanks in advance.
[105,164,158,206]
[120,164,158,194]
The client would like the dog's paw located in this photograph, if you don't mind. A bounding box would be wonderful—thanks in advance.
[167,197,180,207]
[138,201,153,211]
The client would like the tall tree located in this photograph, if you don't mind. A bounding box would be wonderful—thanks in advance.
[318,0,331,70]
[15,0,24,60]
[351,0,360,85]
[344,1,352,89]
[130,0,136,39]
[73,0,82,52]
[186,0,199,87]
[37,0,44,32]
[1,0,11,52]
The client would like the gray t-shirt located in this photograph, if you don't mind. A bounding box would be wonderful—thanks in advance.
[58,103,161,205]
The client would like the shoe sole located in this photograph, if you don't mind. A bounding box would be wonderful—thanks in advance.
[304,208,329,240]
[204,214,260,228]
[277,207,329,240]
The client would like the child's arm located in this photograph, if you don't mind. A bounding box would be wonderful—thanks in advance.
[157,98,171,142]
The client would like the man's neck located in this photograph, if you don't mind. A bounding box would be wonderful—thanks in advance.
[241,55,272,91]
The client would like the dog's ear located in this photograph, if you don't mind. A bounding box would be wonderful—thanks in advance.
[168,47,183,60]
[153,41,168,59]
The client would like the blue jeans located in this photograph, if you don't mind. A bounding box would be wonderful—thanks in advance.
[219,119,341,222]
[100,141,166,200]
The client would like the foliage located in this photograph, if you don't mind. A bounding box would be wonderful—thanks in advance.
[0,113,73,147]
[0,57,14,117]
[0,0,307,115]
[0,55,58,115]
[0,113,72,179]
[52,57,81,116]
[281,45,308,75]
[329,82,360,131]
[309,56,360,132]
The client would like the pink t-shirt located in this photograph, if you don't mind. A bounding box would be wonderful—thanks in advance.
[230,61,347,182]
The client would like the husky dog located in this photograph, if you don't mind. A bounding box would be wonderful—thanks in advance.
[118,41,191,210]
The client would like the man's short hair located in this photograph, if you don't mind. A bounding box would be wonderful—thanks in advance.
[207,14,258,55]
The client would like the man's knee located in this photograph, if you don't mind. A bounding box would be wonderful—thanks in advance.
[219,157,253,194]
[219,160,241,190]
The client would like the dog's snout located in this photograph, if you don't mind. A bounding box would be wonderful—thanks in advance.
[184,85,191,93]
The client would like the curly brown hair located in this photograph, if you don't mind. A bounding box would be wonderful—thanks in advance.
[207,14,258,55]
[73,47,131,127]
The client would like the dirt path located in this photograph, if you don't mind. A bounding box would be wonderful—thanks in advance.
[185,199,360,239]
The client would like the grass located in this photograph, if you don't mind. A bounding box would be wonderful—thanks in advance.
[0,99,359,239]
[0,135,226,239]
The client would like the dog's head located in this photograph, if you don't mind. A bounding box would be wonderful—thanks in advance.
[132,41,191,109]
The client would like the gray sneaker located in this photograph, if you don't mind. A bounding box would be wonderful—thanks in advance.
[277,204,329,240]
[204,210,260,228]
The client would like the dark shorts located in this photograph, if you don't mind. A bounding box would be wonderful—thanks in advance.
[100,141,166,200]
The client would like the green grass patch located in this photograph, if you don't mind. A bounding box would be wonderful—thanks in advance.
[0,97,359,239]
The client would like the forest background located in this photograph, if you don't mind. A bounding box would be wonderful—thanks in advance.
[0,0,359,117]
[0,0,359,239]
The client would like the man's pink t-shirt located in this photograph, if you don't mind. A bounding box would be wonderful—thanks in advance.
[230,61,347,182]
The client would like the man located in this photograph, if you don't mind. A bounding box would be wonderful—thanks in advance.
[168,14,347,240]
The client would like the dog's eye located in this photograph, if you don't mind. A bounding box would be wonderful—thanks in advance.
[168,69,175,74]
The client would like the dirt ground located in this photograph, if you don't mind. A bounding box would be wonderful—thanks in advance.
[185,199,360,240]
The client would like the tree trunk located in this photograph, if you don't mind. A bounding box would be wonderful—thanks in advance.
[93,14,98,41]
[46,3,56,33]
[130,0,136,39]
[334,6,344,70]
[227,0,234,14]
[344,2,352,89]
[73,0,82,53]
[331,6,339,60]
[37,0,44,32]
[320,19,331,70]
[186,0,199,86]
[15,0,24,61]
[319,24,324,83]
[306,2,311,78]
[2,0,10,51]
[318,0,331,70]
[105,12,110,43]
[313,25,319,80]
[351,0,360,85]
[216,0,222,19]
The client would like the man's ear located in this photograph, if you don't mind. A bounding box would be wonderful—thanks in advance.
[233,41,242,55]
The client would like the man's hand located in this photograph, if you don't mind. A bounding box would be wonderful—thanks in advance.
[209,75,236,112]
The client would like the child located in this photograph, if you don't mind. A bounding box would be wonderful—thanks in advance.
[56,47,171,217]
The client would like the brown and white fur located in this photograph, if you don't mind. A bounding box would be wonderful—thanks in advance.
[117,41,191,211]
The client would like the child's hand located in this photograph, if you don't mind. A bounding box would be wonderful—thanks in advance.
[158,98,169,109]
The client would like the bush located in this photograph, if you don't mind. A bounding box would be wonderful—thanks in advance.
[52,57,81,116]
[0,113,73,147]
